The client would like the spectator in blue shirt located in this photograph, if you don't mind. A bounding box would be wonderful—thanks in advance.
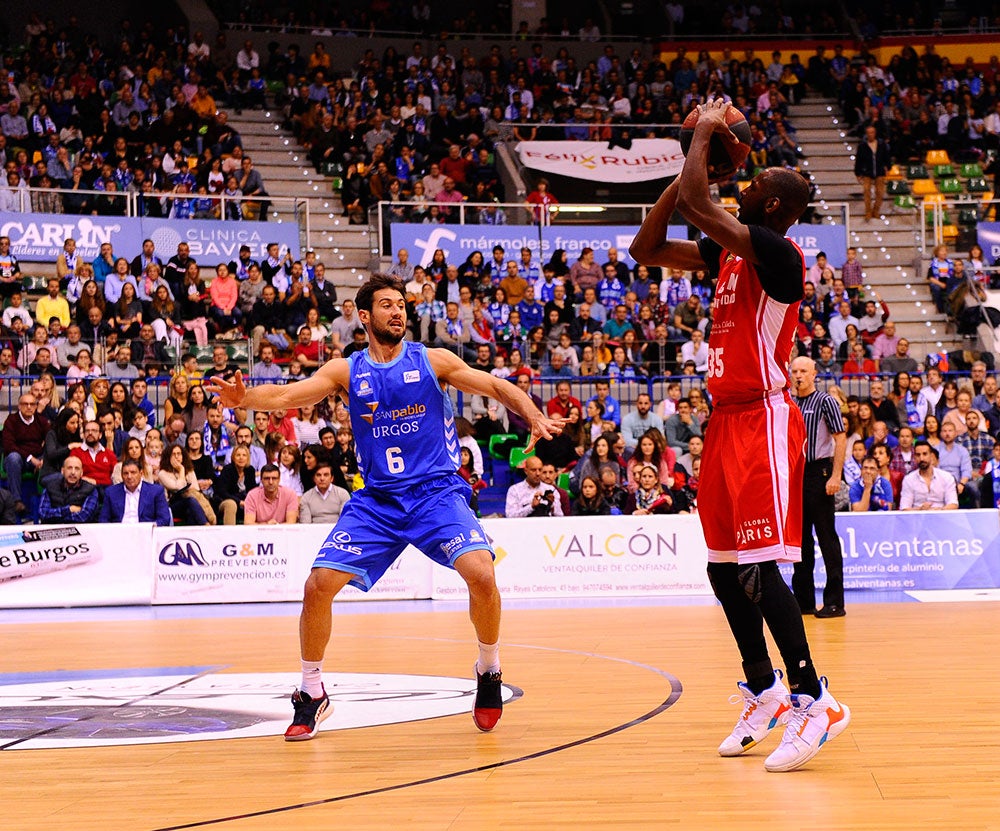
[585,380,621,426]
[38,456,101,524]
[937,421,978,507]
[850,457,894,511]
[516,285,546,330]
[597,264,626,313]
[252,343,285,381]
[603,305,636,341]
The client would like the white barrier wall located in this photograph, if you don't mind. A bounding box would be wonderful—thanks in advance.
[0,524,154,607]
[2,510,998,608]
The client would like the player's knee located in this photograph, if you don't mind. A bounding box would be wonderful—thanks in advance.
[737,564,763,604]
[304,568,350,602]
[458,555,497,597]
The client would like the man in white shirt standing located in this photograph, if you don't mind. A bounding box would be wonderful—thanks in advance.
[505,456,563,517]
[899,442,959,510]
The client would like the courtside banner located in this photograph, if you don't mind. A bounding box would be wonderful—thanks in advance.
[0,212,299,262]
[0,523,153,608]
[779,509,1000,591]
[432,515,713,600]
[152,526,432,604]
[390,223,688,269]
[515,139,685,182]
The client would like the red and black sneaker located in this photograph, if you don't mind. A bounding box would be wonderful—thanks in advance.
[473,668,503,732]
[284,687,332,741]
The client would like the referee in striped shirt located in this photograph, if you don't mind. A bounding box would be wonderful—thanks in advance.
[790,356,847,618]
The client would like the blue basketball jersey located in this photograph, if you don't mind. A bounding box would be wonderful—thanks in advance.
[347,341,460,491]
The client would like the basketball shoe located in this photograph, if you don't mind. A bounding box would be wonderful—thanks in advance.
[473,668,503,732]
[284,687,332,741]
[718,670,791,757]
[764,677,851,772]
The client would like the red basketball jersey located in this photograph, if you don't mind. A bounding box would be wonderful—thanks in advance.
[703,240,805,407]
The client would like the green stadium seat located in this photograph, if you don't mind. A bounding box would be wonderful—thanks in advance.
[228,343,250,362]
[509,446,536,470]
[21,275,48,292]
[933,164,955,178]
[320,161,343,177]
[938,178,963,194]
[886,180,911,195]
[966,177,990,193]
[162,344,179,364]
[487,433,519,461]
[958,208,980,225]
[191,345,214,362]
[894,195,917,209]
[557,472,572,492]
[960,163,984,178]
[906,164,928,179]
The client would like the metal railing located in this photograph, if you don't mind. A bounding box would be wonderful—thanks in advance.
[2,186,311,240]
[920,197,998,251]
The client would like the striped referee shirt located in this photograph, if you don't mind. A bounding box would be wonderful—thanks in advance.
[793,390,845,462]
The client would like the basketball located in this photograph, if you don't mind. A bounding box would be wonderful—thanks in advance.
[679,105,752,180]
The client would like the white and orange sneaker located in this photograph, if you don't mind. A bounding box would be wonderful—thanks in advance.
[718,670,791,757]
[764,677,850,772]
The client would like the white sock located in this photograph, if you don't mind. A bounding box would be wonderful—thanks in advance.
[476,640,500,674]
[300,659,324,697]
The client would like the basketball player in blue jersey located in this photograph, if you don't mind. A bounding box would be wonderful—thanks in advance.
[208,273,567,741]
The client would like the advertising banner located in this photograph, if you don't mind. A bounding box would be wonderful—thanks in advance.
[0,211,299,263]
[778,509,1000,591]
[390,223,687,269]
[391,222,842,271]
[977,223,1000,263]
[515,139,685,182]
[151,525,433,605]
[0,523,153,607]
[432,515,713,600]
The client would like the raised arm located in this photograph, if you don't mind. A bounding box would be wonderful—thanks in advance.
[206,360,349,412]
[428,349,566,450]
[674,98,758,264]
[629,177,706,269]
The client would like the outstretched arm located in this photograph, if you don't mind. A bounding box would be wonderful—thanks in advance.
[675,99,758,264]
[206,360,349,412]
[428,349,567,450]
[629,178,705,269]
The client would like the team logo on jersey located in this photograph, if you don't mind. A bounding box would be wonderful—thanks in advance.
[359,401,378,425]
[403,369,421,383]
[356,378,374,397]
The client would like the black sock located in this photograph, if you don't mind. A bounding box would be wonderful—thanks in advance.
[707,562,773,690]
[751,562,822,699]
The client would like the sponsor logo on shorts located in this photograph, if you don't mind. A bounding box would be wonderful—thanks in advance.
[321,530,363,557]
[442,533,467,556]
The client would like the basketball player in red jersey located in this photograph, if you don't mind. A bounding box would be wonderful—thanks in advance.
[631,99,850,772]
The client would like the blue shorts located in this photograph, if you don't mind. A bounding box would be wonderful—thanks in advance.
[313,475,494,591]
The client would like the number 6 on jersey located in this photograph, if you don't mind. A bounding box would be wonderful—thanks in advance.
[386,446,405,474]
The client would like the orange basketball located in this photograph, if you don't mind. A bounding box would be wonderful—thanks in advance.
[679,105,752,181]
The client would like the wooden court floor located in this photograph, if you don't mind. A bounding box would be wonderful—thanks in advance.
[1,600,999,831]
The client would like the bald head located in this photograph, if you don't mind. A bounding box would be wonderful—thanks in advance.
[790,355,818,395]
[764,168,811,227]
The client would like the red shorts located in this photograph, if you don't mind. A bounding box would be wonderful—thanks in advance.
[698,391,804,564]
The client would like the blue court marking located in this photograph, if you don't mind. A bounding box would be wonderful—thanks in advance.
[0,666,218,687]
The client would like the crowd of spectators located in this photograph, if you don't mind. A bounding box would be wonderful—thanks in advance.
[0,18,273,219]
[1,371,358,526]
[277,38,815,221]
